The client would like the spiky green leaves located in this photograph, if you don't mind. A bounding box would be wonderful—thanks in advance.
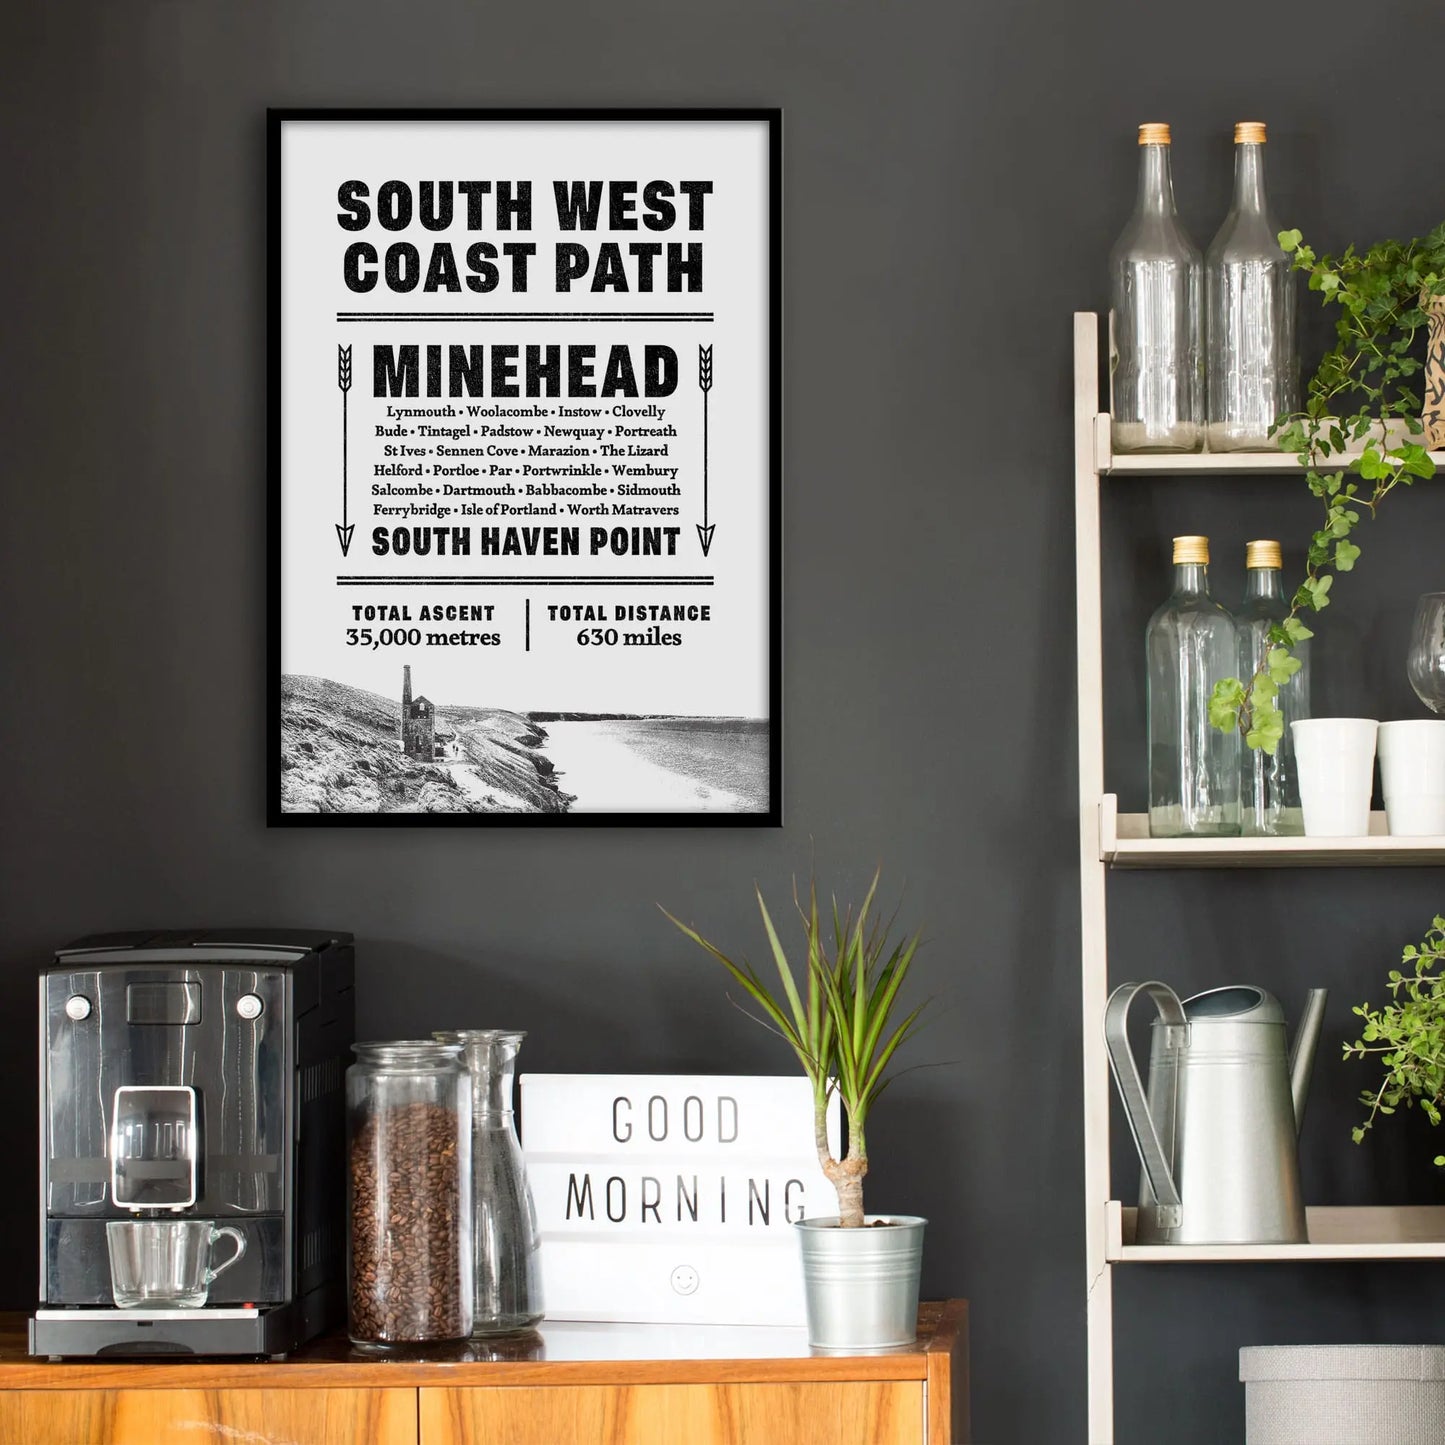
[661,869,929,1190]
[811,872,927,1160]
[660,891,831,1093]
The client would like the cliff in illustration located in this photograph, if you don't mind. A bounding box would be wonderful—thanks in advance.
[279,675,570,814]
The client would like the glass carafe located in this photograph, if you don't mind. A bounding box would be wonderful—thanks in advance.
[1110,123,1204,453]
[1147,535,1241,837]
[1206,122,1298,450]
[435,1030,544,1335]
[1237,541,1309,835]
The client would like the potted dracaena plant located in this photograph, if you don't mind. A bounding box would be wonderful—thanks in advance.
[662,869,931,1350]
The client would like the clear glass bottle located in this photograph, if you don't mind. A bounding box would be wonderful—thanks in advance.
[434,1030,544,1335]
[346,1041,472,1350]
[1110,123,1204,453]
[1238,540,1309,835]
[1206,123,1298,450]
[1147,535,1241,837]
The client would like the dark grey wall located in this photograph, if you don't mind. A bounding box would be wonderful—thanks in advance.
[4,2,1444,1439]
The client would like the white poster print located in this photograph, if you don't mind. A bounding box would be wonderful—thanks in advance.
[271,112,779,823]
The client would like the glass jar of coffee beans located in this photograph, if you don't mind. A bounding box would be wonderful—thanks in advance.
[346,1041,472,1349]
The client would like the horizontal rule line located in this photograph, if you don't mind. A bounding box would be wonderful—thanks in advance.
[336,576,715,585]
[336,313,714,322]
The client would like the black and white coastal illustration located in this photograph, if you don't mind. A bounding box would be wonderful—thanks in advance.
[280,667,769,815]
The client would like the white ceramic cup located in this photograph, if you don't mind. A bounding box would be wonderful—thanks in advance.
[1290,718,1379,837]
[1378,720,1445,836]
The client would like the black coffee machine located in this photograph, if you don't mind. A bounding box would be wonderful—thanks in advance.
[31,930,354,1358]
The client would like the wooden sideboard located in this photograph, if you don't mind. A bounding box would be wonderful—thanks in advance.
[0,1301,968,1445]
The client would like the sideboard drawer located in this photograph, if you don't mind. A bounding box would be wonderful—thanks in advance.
[420,1380,926,1445]
[0,1387,417,1445]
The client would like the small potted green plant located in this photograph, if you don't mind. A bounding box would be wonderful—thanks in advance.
[662,869,930,1350]
[1345,917,1445,1158]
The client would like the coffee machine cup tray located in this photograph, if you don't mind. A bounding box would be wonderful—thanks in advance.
[30,1302,308,1359]
[35,1307,261,1321]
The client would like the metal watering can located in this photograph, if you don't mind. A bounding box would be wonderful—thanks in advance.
[1104,983,1328,1245]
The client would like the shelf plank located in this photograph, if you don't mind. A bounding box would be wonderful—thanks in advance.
[1106,451,1445,476]
[1093,412,1445,476]
[1107,1202,1445,1263]
[1099,797,1445,868]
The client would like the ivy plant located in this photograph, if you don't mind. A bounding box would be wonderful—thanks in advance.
[1209,222,1445,753]
[1345,917,1445,1163]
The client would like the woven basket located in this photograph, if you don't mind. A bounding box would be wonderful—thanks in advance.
[1425,290,1444,450]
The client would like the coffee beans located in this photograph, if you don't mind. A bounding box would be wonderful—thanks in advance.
[348,1100,469,1344]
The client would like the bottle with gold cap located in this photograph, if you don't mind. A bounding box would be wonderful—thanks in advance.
[1109,123,1203,453]
[1237,539,1309,834]
[1206,122,1298,450]
[1146,535,1240,836]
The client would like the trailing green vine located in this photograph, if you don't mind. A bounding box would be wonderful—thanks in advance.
[1345,917,1445,1162]
[1209,222,1445,753]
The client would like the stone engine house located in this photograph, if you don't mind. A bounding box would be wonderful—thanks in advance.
[400,665,436,761]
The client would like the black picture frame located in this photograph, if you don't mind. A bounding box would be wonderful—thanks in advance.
[268,108,782,826]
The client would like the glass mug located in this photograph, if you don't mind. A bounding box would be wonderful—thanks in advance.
[106,1219,247,1308]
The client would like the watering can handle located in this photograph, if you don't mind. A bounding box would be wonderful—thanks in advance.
[1103,981,1186,1215]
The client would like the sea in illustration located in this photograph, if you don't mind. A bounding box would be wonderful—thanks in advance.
[537,716,769,814]
[278,673,767,816]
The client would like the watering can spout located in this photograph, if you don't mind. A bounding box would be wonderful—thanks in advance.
[1289,989,1329,1136]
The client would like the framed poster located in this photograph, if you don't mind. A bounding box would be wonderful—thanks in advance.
[269,109,780,825]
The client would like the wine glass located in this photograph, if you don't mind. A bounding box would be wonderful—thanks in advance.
[1407,593,1445,715]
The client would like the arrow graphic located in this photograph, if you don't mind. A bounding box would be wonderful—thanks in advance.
[696,345,714,557]
[336,345,354,556]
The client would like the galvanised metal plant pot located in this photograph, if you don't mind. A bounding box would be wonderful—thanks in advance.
[795,1215,926,1351]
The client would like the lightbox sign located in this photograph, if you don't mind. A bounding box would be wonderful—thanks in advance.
[520,1074,841,1325]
